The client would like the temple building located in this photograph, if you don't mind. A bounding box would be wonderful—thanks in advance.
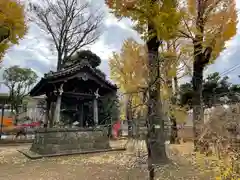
[29,59,118,128]
[21,51,122,157]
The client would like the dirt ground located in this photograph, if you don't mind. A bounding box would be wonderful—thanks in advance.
[0,142,216,180]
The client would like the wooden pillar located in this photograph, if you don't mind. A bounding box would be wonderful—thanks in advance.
[49,102,55,128]
[53,84,64,126]
[44,97,51,128]
[93,98,98,126]
[93,88,100,126]
[79,103,84,127]
[80,104,84,127]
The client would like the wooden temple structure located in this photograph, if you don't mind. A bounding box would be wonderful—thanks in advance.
[26,59,119,156]
[29,59,117,128]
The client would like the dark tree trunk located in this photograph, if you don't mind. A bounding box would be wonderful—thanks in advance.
[10,90,14,114]
[192,2,205,149]
[170,77,179,144]
[192,48,212,150]
[147,134,155,180]
[146,29,168,170]
[14,108,19,125]
[126,95,133,137]
[170,116,178,144]
[57,54,62,71]
[192,0,213,151]
[173,76,178,94]
[192,56,204,150]
[145,2,169,179]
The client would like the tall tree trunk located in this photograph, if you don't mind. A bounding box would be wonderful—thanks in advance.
[173,76,178,95]
[192,0,207,151]
[57,54,62,71]
[145,2,169,180]
[170,115,178,143]
[146,32,168,180]
[126,94,133,137]
[10,89,14,115]
[192,56,204,150]
[168,78,178,144]
[14,107,19,125]
[173,76,179,142]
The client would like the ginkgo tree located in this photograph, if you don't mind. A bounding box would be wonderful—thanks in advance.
[0,0,27,60]
[109,38,148,136]
[110,39,148,93]
[110,38,189,145]
[179,0,238,149]
[106,1,181,173]
[159,39,191,143]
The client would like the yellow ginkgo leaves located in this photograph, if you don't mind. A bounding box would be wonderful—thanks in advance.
[106,0,181,41]
[0,0,27,60]
[109,38,148,93]
[183,0,237,63]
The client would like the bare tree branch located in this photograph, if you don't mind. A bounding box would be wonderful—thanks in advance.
[29,0,104,70]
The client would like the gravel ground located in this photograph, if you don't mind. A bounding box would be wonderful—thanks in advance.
[0,142,216,180]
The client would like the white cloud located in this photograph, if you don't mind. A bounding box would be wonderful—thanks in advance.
[0,0,141,93]
[1,0,240,94]
[90,40,116,61]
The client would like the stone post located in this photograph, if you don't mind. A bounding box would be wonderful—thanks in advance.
[53,84,64,126]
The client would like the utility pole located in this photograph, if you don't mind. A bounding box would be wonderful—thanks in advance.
[0,104,5,140]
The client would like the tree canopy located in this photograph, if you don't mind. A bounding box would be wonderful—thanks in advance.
[182,0,237,125]
[109,39,148,120]
[106,0,181,41]
[109,38,148,93]
[179,72,240,108]
[182,0,237,63]
[3,66,38,123]
[109,38,188,137]
[65,50,101,68]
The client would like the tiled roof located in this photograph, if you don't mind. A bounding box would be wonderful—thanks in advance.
[30,59,117,96]
[43,59,117,88]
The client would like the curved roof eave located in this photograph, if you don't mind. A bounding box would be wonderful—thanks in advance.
[29,61,119,96]
[29,78,47,97]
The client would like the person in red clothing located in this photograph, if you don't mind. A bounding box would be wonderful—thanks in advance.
[15,120,42,139]
[112,120,121,139]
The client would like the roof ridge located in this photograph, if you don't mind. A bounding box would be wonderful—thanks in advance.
[44,58,91,77]
[43,60,117,88]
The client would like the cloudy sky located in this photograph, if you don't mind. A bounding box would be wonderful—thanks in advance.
[1,0,240,92]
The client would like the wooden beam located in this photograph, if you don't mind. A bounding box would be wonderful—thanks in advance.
[48,72,115,91]
[63,92,95,98]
